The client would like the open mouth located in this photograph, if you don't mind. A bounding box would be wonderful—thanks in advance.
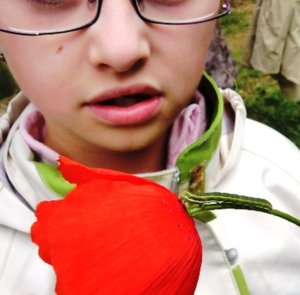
[85,86,162,125]
[100,94,152,107]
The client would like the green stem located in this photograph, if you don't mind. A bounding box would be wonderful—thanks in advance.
[180,191,300,227]
[270,209,300,227]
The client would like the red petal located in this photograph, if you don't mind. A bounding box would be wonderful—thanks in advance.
[58,156,147,185]
[32,158,202,294]
[31,200,62,264]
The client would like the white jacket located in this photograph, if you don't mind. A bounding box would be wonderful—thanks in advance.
[0,78,299,294]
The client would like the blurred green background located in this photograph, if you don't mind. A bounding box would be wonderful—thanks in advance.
[220,0,300,148]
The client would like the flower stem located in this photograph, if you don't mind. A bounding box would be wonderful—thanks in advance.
[180,191,300,227]
[270,209,300,227]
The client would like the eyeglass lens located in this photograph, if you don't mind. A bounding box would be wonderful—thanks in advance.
[0,0,227,34]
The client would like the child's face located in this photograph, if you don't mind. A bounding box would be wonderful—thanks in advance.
[0,1,215,167]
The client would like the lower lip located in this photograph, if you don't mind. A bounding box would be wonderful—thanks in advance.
[87,96,161,125]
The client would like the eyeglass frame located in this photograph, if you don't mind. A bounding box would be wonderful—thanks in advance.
[0,0,231,36]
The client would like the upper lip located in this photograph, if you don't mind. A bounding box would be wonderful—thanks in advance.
[85,84,163,105]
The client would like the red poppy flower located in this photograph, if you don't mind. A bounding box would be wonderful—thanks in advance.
[31,156,202,294]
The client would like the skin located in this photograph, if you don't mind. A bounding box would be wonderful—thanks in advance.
[0,0,216,173]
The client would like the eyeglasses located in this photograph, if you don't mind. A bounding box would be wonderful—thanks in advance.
[0,0,230,36]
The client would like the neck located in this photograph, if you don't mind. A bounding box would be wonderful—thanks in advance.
[90,142,167,174]
[47,135,169,174]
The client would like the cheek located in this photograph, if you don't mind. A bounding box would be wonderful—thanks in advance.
[155,23,215,110]
[155,22,214,80]
[1,36,74,103]
[170,24,214,73]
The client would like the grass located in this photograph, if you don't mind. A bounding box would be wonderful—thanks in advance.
[220,11,251,35]
[219,0,300,148]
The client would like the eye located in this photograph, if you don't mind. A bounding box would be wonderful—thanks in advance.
[26,0,64,6]
[139,0,187,7]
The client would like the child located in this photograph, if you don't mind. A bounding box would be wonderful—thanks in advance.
[0,0,299,294]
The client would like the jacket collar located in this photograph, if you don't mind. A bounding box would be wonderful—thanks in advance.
[177,73,224,193]
[0,73,224,200]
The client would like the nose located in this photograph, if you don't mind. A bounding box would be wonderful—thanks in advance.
[87,0,151,73]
